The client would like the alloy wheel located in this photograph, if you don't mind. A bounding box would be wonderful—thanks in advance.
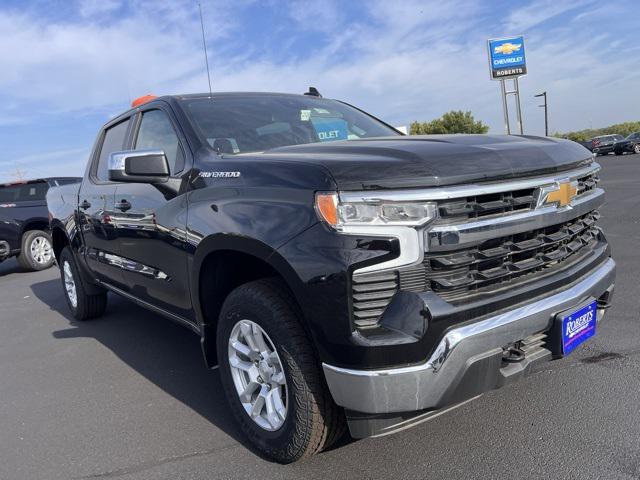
[30,236,53,265]
[228,319,288,431]
[63,261,78,308]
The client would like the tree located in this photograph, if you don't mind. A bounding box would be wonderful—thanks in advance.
[553,120,640,142]
[410,111,489,135]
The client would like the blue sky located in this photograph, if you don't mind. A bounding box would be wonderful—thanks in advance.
[0,0,638,182]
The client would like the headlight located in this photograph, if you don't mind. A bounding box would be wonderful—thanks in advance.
[315,192,437,228]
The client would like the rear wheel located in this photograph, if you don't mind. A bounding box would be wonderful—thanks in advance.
[17,230,54,271]
[59,247,107,321]
[217,278,345,463]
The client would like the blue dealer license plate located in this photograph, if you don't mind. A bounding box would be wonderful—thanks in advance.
[561,301,597,355]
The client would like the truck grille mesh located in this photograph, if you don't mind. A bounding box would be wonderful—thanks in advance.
[350,169,601,329]
[402,211,601,302]
[351,210,601,328]
[436,171,599,221]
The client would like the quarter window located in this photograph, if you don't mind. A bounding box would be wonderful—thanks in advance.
[96,119,130,181]
[135,110,182,173]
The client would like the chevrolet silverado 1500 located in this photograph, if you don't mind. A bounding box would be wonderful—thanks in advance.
[47,91,615,463]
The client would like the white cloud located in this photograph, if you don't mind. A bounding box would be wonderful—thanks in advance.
[0,0,638,182]
[0,148,89,181]
[78,0,122,18]
[505,0,592,31]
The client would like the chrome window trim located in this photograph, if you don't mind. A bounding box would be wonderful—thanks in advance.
[339,162,599,203]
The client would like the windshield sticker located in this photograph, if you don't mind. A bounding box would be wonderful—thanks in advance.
[312,108,330,114]
[300,109,311,121]
[311,118,349,142]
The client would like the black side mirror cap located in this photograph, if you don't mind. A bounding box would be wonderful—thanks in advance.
[108,150,170,184]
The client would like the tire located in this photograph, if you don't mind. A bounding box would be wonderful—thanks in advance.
[217,278,345,463]
[59,247,107,321]
[634,144,640,154]
[16,230,54,271]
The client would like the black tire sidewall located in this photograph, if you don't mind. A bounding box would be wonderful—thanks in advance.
[216,283,317,461]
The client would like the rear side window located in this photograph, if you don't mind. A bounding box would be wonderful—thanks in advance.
[0,182,48,202]
[95,119,130,181]
[134,110,182,173]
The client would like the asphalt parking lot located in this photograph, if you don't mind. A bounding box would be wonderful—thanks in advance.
[1,153,639,480]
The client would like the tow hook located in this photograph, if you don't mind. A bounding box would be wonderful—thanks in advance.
[502,345,526,363]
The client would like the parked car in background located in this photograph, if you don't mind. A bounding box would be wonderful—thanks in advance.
[591,134,624,156]
[574,140,594,152]
[0,177,81,270]
[613,132,640,155]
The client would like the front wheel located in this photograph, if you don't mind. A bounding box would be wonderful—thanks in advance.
[17,230,54,271]
[634,144,640,154]
[217,279,345,463]
[59,247,107,321]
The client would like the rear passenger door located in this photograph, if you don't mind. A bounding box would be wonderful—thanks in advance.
[113,107,192,319]
[78,118,130,287]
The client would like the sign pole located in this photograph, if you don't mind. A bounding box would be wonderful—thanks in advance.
[514,77,524,134]
[500,79,511,134]
[487,35,526,136]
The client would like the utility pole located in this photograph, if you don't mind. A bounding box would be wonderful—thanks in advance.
[535,91,548,136]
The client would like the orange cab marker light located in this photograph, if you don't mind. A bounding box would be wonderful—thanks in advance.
[316,193,339,226]
[131,94,157,108]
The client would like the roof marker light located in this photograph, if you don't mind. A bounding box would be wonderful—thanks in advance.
[131,94,157,108]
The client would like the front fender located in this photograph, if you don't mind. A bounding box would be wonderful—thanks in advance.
[189,233,307,326]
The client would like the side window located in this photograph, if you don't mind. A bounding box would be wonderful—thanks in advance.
[135,110,182,174]
[95,119,130,182]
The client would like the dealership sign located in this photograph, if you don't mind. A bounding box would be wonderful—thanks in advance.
[487,36,526,79]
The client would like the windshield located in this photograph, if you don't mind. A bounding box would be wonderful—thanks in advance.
[182,95,400,154]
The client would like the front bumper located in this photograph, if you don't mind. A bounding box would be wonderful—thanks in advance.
[323,257,615,415]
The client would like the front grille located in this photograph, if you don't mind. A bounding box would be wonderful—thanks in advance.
[349,167,603,329]
[437,171,599,222]
[400,211,601,302]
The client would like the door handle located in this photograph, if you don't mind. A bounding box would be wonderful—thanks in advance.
[80,200,91,210]
[115,199,132,212]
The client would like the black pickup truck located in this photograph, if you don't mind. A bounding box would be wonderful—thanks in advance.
[0,177,80,270]
[47,91,616,463]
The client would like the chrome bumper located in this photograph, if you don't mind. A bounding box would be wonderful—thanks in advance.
[323,257,616,414]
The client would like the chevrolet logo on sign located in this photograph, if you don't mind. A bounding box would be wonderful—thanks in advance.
[536,180,578,208]
[494,42,522,55]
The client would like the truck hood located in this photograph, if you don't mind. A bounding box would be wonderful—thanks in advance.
[260,135,593,190]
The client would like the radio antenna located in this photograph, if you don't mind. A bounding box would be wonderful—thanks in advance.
[198,2,213,98]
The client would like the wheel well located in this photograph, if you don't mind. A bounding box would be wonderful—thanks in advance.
[51,227,70,262]
[22,220,50,236]
[198,250,294,367]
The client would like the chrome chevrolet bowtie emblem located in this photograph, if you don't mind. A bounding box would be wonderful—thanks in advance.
[535,180,578,209]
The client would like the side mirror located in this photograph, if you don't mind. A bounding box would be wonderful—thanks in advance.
[108,150,170,183]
